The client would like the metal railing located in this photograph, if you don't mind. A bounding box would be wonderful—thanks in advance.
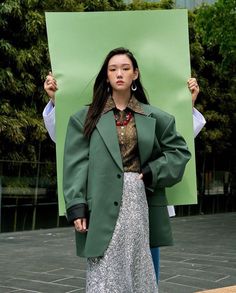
[0,160,68,232]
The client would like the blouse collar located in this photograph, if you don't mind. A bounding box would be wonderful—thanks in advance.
[102,95,145,115]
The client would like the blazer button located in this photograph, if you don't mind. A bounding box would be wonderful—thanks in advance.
[117,174,121,178]
[114,201,118,206]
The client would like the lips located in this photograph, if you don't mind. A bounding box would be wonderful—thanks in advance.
[116,81,124,85]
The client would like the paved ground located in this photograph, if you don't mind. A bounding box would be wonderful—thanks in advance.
[0,212,235,293]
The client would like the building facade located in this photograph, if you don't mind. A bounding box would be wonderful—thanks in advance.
[125,0,217,8]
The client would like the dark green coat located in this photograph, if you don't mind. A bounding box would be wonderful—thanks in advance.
[63,103,191,257]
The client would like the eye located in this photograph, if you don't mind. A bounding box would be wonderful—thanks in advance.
[123,67,130,71]
[109,68,116,72]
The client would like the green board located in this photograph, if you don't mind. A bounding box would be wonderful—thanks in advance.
[45,10,197,216]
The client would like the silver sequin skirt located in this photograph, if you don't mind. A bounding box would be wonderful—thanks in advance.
[86,172,158,293]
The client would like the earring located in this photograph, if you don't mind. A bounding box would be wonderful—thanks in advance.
[131,81,137,91]
[107,84,110,93]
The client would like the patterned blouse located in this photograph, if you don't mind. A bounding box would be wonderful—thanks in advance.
[102,96,145,172]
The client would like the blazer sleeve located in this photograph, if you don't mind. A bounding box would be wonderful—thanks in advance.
[42,100,56,142]
[147,115,191,190]
[63,114,89,220]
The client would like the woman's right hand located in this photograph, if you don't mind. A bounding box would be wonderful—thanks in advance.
[74,218,88,233]
[44,71,58,104]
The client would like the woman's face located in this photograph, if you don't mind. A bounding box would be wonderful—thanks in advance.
[107,54,138,94]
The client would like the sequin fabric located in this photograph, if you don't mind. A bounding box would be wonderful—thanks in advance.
[86,172,158,293]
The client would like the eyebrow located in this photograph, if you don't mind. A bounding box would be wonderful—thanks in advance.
[108,63,131,67]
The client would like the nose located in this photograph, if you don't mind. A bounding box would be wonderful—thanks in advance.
[116,69,123,78]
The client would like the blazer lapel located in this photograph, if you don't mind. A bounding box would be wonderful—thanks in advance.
[96,111,123,171]
[135,110,156,167]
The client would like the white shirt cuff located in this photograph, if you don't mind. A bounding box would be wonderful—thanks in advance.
[42,101,56,142]
[193,107,206,138]
[167,205,176,217]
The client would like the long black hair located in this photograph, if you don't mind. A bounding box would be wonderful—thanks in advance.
[84,47,149,138]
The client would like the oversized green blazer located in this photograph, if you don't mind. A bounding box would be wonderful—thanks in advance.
[63,102,191,258]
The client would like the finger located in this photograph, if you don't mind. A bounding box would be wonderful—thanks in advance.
[187,77,196,83]
[74,219,87,233]
[75,219,83,231]
[189,85,196,92]
[45,80,57,90]
[52,85,58,91]
[48,80,57,88]
[46,77,53,83]
[48,85,57,92]
[46,72,55,80]
[191,84,199,92]
[188,83,199,93]
[188,78,197,86]
[190,80,198,87]
[82,219,87,231]
[46,80,57,87]
[48,72,57,83]
[191,80,198,87]
[43,80,50,91]
[188,80,196,88]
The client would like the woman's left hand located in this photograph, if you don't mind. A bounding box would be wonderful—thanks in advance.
[138,173,143,180]
[187,78,200,107]
[74,218,88,233]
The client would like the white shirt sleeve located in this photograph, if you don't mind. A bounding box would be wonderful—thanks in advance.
[193,107,206,138]
[167,205,176,217]
[42,100,56,143]
[167,109,206,217]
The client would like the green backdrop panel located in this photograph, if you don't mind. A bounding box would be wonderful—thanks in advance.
[45,10,196,216]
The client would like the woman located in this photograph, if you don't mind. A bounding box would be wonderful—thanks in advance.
[43,57,205,288]
[51,47,190,292]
